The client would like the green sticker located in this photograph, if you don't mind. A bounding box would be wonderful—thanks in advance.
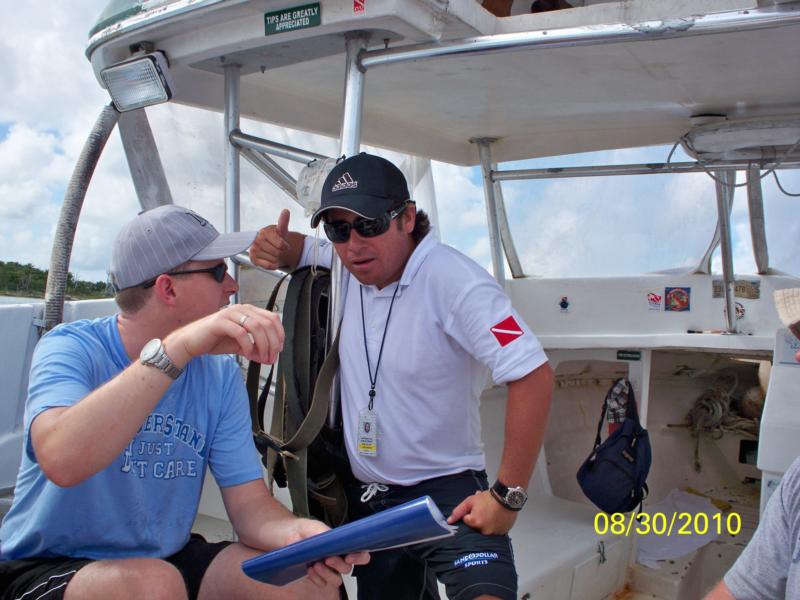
[617,350,641,361]
[265,3,321,35]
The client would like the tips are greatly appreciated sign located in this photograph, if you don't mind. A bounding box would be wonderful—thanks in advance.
[265,3,321,35]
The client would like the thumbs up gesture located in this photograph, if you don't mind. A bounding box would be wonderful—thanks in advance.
[275,208,290,241]
[250,209,296,270]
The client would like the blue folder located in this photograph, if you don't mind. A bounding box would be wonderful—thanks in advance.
[241,495,457,586]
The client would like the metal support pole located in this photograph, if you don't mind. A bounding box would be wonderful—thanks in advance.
[328,33,370,427]
[230,130,327,164]
[493,159,800,181]
[747,164,770,274]
[240,148,298,202]
[230,251,284,277]
[118,109,173,209]
[694,173,735,275]
[491,166,523,278]
[224,64,241,304]
[714,170,738,333]
[332,33,370,334]
[339,33,370,158]
[474,139,506,286]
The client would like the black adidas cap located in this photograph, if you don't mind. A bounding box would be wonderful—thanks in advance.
[310,153,410,228]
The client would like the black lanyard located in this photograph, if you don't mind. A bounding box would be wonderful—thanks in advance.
[360,283,400,411]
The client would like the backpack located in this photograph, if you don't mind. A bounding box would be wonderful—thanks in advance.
[246,266,351,527]
[576,378,651,514]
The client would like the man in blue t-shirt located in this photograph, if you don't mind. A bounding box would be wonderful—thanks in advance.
[0,205,367,600]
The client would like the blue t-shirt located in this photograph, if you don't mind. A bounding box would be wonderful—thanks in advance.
[0,315,262,560]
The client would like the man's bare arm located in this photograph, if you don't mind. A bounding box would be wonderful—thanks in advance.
[31,305,283,487]
[221,480,369,586]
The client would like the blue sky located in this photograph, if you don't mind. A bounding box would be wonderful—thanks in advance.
[436,145,799,278]
[1,1,797,284]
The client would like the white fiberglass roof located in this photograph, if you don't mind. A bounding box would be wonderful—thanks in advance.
[88,0,800,165]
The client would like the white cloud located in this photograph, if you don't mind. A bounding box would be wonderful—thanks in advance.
[0,125,72,218]
[428,161,491,265]
[0,124,70,273]
[762,170,800,274]
[432,163,486,229]
[0,2,108,132]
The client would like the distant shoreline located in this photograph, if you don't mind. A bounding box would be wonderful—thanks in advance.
[0,295,43,305]
[1,291,44,299]
[0,293,110,303]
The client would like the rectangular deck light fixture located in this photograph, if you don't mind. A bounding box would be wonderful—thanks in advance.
[682,116,800,161]
[101,51,175,112]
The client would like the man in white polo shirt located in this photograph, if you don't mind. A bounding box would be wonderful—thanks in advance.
[250,153,554,600]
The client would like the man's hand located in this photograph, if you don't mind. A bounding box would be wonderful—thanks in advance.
[250,209,293,270]
[447,489,518,535]
[285,518,370,589]
[222,482,369,592]
[703,580,736,599]
[166,304,284,366]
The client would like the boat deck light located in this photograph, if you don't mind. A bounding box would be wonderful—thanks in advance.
[100,51,174,112]
[682,116,800,161]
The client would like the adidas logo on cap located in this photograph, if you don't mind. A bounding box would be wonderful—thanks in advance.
[331,172,358,192]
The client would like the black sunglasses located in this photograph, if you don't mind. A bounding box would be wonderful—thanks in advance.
[142,262,228,289]
[323,202,412,244]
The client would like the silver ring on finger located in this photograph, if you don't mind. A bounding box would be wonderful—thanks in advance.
[238,314,249,327]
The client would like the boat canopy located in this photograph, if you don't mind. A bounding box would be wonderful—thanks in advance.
[87,0,800,165]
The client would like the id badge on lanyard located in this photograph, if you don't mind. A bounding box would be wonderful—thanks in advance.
[357,283,399,459]
[357,408,378,457]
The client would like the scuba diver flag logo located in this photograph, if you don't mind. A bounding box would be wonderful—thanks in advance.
[490,316,524,347]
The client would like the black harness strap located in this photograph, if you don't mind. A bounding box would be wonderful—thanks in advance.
[245,267,347,524]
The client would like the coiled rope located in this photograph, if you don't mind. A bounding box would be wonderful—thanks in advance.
[686,373,759,472]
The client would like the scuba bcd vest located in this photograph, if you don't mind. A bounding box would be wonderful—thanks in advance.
[246,266,350,526]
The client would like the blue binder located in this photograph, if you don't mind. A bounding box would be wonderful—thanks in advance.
[242,495,457,586]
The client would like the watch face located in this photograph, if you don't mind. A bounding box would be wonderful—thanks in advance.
[140,338,162,362]
[506,489,526,509]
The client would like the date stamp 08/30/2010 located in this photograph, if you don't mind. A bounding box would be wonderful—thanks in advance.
[594,512,742,537]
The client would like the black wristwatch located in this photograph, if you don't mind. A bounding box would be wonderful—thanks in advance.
[490,480,528,511]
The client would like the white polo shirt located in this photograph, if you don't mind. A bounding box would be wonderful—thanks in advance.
[299,231,547,485]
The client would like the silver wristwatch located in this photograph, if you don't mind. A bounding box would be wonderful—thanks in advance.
[490,480,528,511]
[140,338,183,380]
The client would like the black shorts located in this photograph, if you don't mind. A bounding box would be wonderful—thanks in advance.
[0,534,231,600]
[346,470,517,600]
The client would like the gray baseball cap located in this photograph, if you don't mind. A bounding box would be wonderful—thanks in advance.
[109,205,256,291]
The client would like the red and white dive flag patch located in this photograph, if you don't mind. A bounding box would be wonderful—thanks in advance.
[490,316,524,347]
